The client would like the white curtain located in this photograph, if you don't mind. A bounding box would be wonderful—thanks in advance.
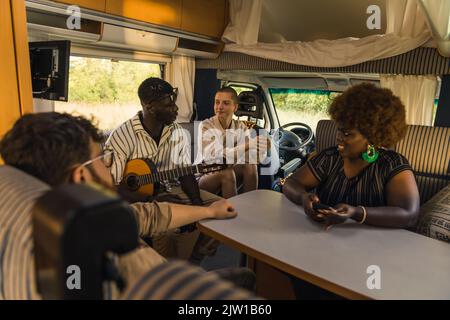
[386,0,429,37]
[380,75,437,126]
[222,0,262,45]
[417,0,450,57]
[222,0,431,67]
[171,55,195,123]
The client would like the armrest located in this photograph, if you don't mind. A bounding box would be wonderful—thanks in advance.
[279,158,302,178]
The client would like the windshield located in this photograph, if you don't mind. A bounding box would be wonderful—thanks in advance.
[270,88,340,132]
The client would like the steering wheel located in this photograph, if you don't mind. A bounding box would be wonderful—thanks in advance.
[274,122,314,151]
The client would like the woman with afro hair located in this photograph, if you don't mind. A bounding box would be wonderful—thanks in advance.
[283,83,420,229]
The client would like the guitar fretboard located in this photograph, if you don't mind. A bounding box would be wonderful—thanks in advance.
[137,165,201,185]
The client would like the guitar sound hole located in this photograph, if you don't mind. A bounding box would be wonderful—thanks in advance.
[125,175,139,191]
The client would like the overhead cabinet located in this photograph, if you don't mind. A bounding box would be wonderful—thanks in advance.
[181,0,227,38]
[55,0,228,39]
[105,0,183,29]
[106,0,227,39]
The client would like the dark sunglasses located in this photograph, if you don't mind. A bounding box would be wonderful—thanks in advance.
[149,88,178,105]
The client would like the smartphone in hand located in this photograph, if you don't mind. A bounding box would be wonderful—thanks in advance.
[312,203,333,211]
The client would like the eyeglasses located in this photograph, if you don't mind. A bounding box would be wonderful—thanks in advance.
[80,150,114,168]
[149,88,178,105]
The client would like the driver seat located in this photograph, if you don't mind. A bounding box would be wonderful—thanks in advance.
[236,91,264,120]
[236,90,276,190]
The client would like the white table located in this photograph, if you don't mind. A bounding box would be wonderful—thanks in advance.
[198,190,450,299]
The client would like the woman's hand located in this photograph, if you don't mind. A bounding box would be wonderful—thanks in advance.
[317,203,358,230]
[301,193,325,222]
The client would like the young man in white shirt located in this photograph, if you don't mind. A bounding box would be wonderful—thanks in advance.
[198,87,270,198]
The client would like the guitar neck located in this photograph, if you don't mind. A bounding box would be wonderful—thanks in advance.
[141,165,201,184]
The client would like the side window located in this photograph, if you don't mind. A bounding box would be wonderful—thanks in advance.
[54,56,162,131]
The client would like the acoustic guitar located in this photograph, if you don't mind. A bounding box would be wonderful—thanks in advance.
[121,158,226,197]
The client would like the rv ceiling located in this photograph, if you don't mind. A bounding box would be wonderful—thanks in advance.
[259,0,387,42]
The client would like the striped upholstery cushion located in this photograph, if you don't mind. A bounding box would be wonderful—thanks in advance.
[197,48,450,75]
[122,260,256,300]
[0,165,50,300]
[416,184,450,243]
[314,120,450,203]
[394,125,450,204]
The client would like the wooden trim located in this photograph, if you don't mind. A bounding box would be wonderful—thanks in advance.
[11,0,33,115]
[0,0,21,138]
[198,223,372,300]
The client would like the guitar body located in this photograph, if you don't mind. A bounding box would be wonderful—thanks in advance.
[121,158,227,197]
[122,159,159,197]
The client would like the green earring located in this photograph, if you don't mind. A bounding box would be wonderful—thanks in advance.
[362,144,379,163]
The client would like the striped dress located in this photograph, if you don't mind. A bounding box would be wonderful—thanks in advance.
[307,147,413,207]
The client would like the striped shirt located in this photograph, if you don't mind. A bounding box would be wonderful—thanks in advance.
[307,147,413,207]
[105,112,191,184]
[198,116,251,164]
[0,165,50,300]
[122,260,256,300]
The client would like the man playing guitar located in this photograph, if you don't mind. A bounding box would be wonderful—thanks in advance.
[105,77,218,262]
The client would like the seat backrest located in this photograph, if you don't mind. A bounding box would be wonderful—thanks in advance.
[394,125,450,203]
[315,119,338,153]
[314,120,450,203]
[236,91,264,119]
[0,165,50,300]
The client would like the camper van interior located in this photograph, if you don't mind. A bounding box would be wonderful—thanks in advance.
[0,0,450,302]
